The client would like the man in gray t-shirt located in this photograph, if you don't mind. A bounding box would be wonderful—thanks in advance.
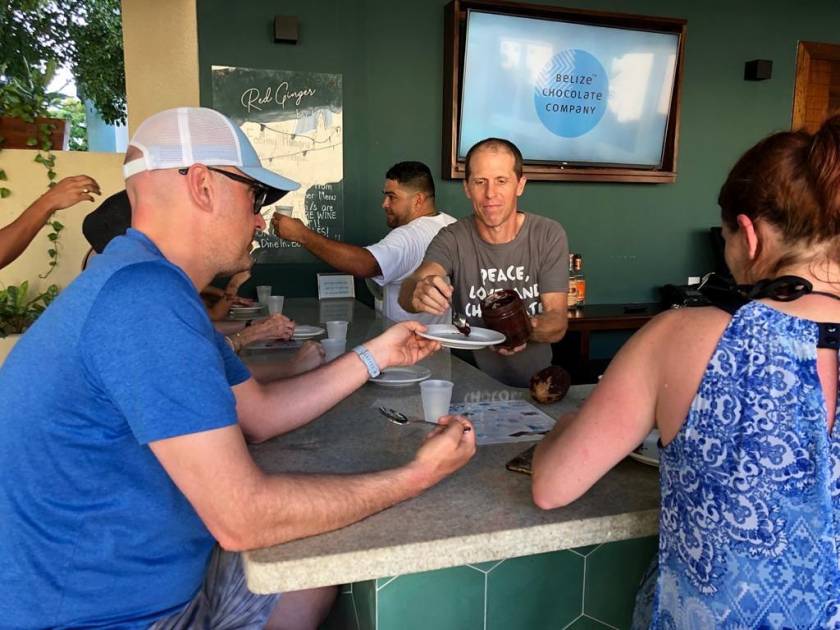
[399,139,569,387]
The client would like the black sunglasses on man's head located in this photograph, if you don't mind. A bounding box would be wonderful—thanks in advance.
[178,166,270,214]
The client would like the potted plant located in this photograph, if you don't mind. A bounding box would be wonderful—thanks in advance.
[0,281,58,363]
[0,59,69,152]
[0,1,126,127]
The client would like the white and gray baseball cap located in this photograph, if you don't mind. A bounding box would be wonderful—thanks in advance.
[123,107,299,204]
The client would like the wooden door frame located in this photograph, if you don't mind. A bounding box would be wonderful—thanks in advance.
[792,41,840,129]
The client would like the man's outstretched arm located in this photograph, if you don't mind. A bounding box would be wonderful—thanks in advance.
[0,175,100,270]
[234,321,441,443]
[272,213,380,278]
[398,260,451,314]
[149,415,475,550]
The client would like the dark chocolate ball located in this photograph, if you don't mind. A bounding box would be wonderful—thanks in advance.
[529,366,571,404]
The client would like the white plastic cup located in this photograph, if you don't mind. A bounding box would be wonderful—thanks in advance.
[420,379,454,423]
[267,295,285,315]
[276,206,294,217]
[326,320,349,339]
[321,338,346,362]
[256,285,271,305]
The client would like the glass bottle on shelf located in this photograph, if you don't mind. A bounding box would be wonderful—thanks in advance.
[574,254,586,308]
[567,253,579,310]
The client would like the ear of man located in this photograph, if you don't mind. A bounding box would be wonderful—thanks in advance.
[515,175,527,196]
[183,165,218,215]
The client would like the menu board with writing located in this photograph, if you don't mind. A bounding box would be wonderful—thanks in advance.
[211,66,343,263]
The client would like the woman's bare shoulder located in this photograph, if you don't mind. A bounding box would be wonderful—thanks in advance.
[625,306,733,375]
[643,305,732,339]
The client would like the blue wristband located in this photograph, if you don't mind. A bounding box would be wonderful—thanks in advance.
[353,344,381,379]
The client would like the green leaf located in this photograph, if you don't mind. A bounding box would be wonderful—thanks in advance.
[47,170,56,180]
[0,170,6,181]
[51,220,64,231]
[26,137,37,146]
[34,154,45,164]
[47,233,58,241]
[0,188,10,199]
[47,249,56,257]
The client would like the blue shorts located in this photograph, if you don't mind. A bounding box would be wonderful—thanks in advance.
[149,546,281,629]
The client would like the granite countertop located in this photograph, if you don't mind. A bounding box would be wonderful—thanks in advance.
[240,299,659,593]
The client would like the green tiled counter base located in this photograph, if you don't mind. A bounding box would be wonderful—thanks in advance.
[319,536,657,630]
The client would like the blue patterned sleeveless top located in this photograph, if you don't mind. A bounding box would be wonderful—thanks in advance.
[642,301,840,628]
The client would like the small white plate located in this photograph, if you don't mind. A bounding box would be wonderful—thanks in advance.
[291,325,325,339]
[418,324,505,350]
[371,366,433,387]
[628,429,660,467]
[229,305,267,320]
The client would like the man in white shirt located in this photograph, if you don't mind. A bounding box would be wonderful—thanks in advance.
[272,161,456,322]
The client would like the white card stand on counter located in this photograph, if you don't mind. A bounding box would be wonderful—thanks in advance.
[317,273,355,300]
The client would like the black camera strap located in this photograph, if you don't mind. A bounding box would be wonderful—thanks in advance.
[696,274,840,349]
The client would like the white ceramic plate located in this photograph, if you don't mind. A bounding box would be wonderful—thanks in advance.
[628,429,660,467]
[418,324,505,350]
[371,366,433,387]
[229,305,267,320]
[291,325,325,339]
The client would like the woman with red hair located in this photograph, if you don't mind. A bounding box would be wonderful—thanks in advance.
[533,115,840,627]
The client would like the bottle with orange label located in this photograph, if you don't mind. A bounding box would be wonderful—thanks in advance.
[573,254,586,307]
[567,253,578,309]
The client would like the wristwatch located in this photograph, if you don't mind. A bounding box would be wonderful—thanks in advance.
[352,344,381,378]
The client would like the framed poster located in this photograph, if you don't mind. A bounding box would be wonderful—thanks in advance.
[211,66,344,263]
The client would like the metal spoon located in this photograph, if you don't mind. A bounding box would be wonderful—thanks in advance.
[377,406,431,426]
[377,407,472,432]
[452,312,471,336]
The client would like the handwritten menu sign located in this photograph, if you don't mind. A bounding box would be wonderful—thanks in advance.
[211,66,344,263]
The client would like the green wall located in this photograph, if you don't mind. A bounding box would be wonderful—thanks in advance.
[197,0,840,303]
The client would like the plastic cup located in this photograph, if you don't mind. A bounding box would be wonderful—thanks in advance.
[276,206,294,217]
[256,285,271,305]
[420,379,454,423]
[267,295,285,315]
[321,338,346,362]
[326,320,349,339]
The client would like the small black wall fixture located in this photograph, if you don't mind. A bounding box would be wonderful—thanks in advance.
[274,16,299,44]
[744,59,772,81]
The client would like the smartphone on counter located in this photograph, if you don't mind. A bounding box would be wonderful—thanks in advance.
[506,445,536,475]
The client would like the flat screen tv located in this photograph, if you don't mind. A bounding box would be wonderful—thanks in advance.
[443,0,687,183]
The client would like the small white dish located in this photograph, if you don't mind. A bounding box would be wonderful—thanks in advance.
[371,366,433,387]
[291,325,326,339]
[229,305,267,321]
[628,429,660,467]
[418,324,505,350]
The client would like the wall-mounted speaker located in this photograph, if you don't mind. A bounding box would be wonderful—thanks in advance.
[744,59,772,81]
[274,16,299,44]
